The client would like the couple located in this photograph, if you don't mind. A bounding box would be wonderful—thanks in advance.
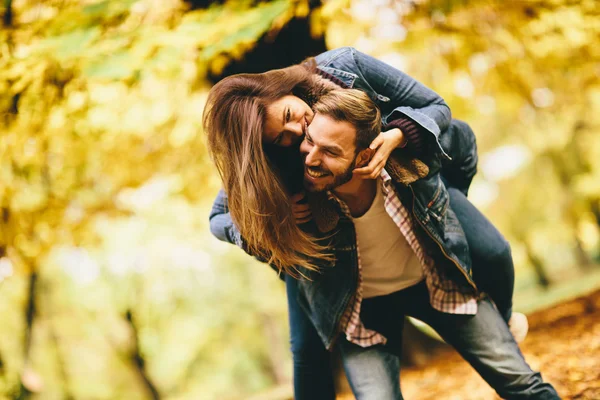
[206,47,559,399]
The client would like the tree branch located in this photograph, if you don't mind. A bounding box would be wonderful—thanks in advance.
[125,310,161,400]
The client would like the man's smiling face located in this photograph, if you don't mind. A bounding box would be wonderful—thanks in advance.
[300,112,359,192]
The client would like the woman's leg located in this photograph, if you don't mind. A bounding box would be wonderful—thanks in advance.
[439,119,514,322]
[446,186,515,322]
[286,275,336,400]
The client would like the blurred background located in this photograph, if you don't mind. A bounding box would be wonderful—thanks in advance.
[0,0,599,399]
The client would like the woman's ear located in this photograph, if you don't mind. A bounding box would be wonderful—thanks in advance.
[356,148,373,168]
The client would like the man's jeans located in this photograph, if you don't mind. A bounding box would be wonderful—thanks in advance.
[285,186,519,400]
[338,281,560,400]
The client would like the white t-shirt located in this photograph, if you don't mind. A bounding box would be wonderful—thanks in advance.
[351,181,424,299]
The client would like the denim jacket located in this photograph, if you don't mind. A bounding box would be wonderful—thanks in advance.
[209,47,479,349]
[317,47,452,160]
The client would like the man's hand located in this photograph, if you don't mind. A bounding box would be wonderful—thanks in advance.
[353,128,406,179]
[290,192,312,224]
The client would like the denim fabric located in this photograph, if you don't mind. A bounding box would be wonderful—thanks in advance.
[208,188,243,247]
[338,343,402,400]
[210,119,481,349]
[315,47,452,159]
[439,119,479,196]
[281,184,516,398]
[339,281,560,400]
[446,185,514,322]
[210,48,483,348]
[286,276,336,400]
[208,47,527,397]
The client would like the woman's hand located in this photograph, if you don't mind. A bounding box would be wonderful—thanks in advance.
[353,127,406,179]
[290,192,312,224]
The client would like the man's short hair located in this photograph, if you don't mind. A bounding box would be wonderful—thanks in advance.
[313,89,381,152]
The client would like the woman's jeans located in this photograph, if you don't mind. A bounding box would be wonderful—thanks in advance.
[446,185,515,322]
[286,274,336,400]
[286,186,517,399]
[339,281,559,399]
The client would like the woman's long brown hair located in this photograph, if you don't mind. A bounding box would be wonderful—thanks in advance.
[203,63,334,277]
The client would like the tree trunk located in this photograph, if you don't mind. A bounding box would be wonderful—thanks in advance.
[209,2,326,82]
[3,0,13,27]
[591,200,600,229]
[45,286,75,400]
[16,272,37,400]
[125,310,161,400]
[523,242,551,288]
[259,313,288,385]
[573,234,594,270]
[590,200,600,256]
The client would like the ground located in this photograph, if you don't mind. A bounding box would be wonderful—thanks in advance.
[394,288,600,400]
[252,288,600,400]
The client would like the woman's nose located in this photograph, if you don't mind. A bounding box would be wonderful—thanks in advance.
[287,121,303,137]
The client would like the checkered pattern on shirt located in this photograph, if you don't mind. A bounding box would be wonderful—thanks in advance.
[334,169,478,348]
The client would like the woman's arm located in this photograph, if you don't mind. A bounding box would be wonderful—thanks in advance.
[352,48,451,137]
[319,48,480,181]
[210,189,323,277]
[209,188,243,247]
[319,47,452,156]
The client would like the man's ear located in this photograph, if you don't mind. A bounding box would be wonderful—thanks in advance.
[355,148,373,168]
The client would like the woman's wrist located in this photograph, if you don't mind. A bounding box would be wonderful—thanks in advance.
[383,117,425,155]
[389,127,407,148]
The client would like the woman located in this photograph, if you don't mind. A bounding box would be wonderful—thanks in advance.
[205,47,521,399]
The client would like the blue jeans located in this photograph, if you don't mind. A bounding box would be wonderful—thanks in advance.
[446,185,514,322]
[286,186,517,399]
[339,281,560,400]
[286,275,336,400]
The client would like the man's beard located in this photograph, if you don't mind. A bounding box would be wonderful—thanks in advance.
[304,158,356,193]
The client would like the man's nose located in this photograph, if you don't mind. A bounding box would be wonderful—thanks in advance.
[304,147,320,167]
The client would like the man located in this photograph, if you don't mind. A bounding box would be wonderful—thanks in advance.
[298,89,559,399]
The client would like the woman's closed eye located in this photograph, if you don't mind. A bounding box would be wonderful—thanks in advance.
[286,108,291,122]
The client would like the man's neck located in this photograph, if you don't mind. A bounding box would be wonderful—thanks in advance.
[333,176,378,218]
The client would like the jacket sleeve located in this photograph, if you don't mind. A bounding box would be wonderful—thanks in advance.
[209,188,243,247]
[351,48,451,151]
[321,47,453,159]
[209,189,286,280]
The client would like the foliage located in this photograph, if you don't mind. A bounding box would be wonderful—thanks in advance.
[318,0,600,283]
[1,0,599,399]
[0,0,305,398]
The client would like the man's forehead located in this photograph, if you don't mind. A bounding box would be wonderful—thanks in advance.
[310,113,355,147]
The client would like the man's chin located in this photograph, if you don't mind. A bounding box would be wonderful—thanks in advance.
[303,178,325,193]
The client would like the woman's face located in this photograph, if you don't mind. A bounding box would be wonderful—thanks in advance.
[264,95,314,147]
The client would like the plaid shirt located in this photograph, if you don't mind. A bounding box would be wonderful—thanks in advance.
[332,169,478,348]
